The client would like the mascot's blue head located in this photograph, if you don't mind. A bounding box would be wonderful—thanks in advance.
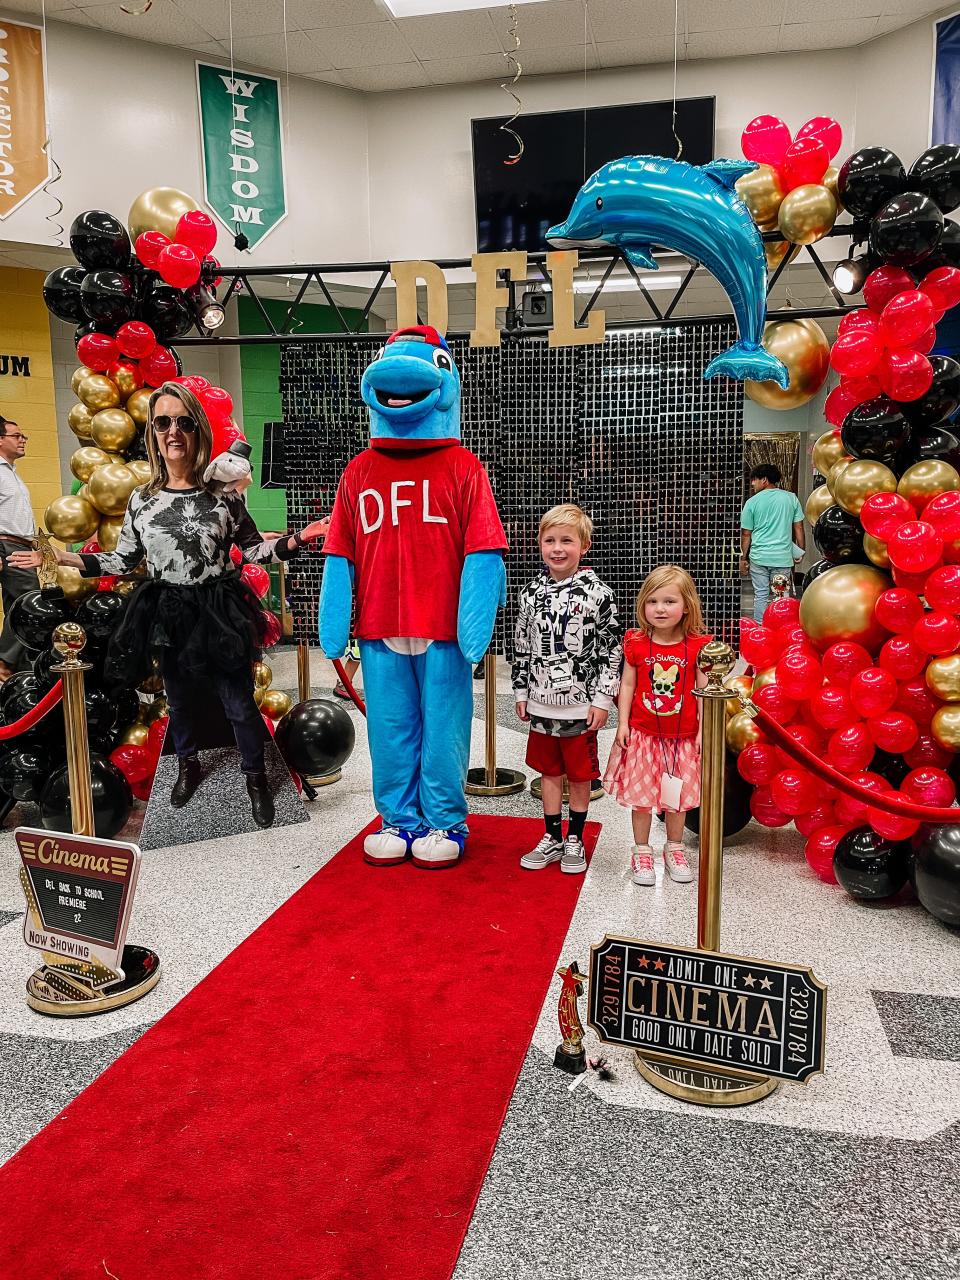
[361,325,461,444]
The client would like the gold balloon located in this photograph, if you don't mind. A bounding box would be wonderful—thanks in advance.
[734,164,786,225]
[764,238,801,273]
[69,446,110,483]
[71,365,94,396]
[926,655,960,702]
[726,711,762,754]
[863,533,891,569]
[115,578,140,597]
[799,563,891,650]
[261,689,293,721]
[67,401,95,440]
[119,723,150,747]
[822,165,839,201]
[144,698,168,724]
[44,494,100,541]
[91,408,137,453]
[55,565,97,601]
[78,374,120,412]
[897,459,960,513]
[128,186,200,241]
[139,671,164,694]
[254,686,265,707]
[112,365,141,401]
[812,430,850,478]
[126,387,152,426]
[745,318,830,411]
[724,673,753,717]
[98,515,124,552]
[931,703,960,752]
[833,459,897,516]
[805,484,834,525]
[88,463,137,516]
[253,661,273,690]
[77,483,89,503]
[778,184,838,245]
[752,666,778,691]
[128,460,152,486]
[827,458,851,496]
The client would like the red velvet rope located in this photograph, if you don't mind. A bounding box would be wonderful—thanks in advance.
[0,680,63,740]
[332,659,366,716]
[748,699,960,823]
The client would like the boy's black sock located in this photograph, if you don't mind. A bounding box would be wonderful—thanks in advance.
[567,808,588,840]
[544,812,563,842]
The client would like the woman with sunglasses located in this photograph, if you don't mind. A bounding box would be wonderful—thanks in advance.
[11,382,327,828]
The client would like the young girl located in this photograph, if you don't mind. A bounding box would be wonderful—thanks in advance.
[603,566,711,887]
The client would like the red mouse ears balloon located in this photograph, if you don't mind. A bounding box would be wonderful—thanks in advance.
[740,114,841,190]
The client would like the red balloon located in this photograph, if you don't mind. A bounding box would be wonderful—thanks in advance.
[240,562,270,600]
[97,575,118,592]
[879,290,937,347]
[836,771,891,824]
[785,722,827,756]
[81,538,100,553]
[140,345,179,388]
[877,634,927,680]
[859,491,913,540]
[740,624,780,670]
[895,676,940,727]
[212,420,243,455]
[147,717,169,756]
[229,544,243,566]
[752,683,798,726]
[827,722,874,772]
[750,785,792,828]
[837,310,880,338]
[867,710,920,753]
[822,642,872,684]
[131,777,154,803]
[782,627,817,653]
[115,320,157,361]
[776,648,823,700]
[922,491,960,542]
[201,386,234,422]
[741,115,792,167]
[763,596,800,630]
[134,230,170,270]
[849,666,898,716]
[892,565,935,593]
[175,210,218,257]
[261,609,282,648]
[781,136,829,190]
[902,766,957,808]
[868,804,921,842]
[106,359,142,392]
[109,744,153,784]
[912,609,960,655]
[887,521,943,574]
[923,564,960,613]
[905,732,953,769]
[796,802,837,837]
[830,328,882,377]
[824,374,883,429]
[919,265,960,312]
[737,742,784,785]
[76,332,119,372]
[877,348,934,402]
[157,243,201,289]
[796,116,843,161]
[809,684,856,730]
[771,767,819,816]
[910,325,937,355]
[804,825,845,882]
[864,265,916,314]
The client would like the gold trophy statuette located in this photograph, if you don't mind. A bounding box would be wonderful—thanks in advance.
[554,960,587,1075]
[35,528,60,593]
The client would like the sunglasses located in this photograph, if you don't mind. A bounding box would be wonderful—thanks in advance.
[153,415,198,434]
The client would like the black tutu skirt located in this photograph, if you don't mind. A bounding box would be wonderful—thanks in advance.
[104,574,268,686]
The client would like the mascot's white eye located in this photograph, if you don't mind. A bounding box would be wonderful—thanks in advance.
[595,197,603,210]
[432,349,453,371]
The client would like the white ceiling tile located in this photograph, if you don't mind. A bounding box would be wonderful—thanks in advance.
[779,17,880,49]
[73,2,212,45]
[185,39,231,59]
[338,62,431,91]
[396,10,501,59]
[587,0,681,40]
[283,0,387,27]
[518,43,599,75]
[883,0,951,15]
[1,0,79,15]
[227,31,334,75]
[778,0,882,20]
[47,7,103,27]
[686,0,784,31]
[488,1,592,50]
[301,68,348,86]
[170,0,288,42]
[420,52,515,86]
[684,26,781,59]
[595,35,680,68]
[304,21,416,69]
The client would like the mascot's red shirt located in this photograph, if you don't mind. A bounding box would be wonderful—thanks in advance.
[323,440,507,641]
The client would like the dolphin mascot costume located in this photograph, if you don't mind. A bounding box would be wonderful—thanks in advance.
[319,326,507,868]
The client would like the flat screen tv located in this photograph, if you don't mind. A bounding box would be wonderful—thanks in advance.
[472,96,715,254]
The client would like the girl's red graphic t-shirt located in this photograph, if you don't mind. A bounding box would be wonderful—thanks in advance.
[624,629,713,738]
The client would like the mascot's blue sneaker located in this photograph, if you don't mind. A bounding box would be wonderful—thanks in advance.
[363,826,417,866]
[411,829,465,869]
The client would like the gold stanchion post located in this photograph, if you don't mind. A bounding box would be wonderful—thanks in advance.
[51,622,95,838]
[297,641,311,704]
[466,652,525,797]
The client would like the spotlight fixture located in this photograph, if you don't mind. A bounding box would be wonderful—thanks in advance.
[833,254,870,295]
[188,283,225,331]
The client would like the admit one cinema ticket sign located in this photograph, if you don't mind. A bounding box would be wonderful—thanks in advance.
[17,827,141,983]
[588,935,826,1083]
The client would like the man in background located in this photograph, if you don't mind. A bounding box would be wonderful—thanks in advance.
[740,463,805,623]
[0,415,37,678]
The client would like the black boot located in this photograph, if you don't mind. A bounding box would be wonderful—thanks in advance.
[170,755,201,808]
[246,772,275,828]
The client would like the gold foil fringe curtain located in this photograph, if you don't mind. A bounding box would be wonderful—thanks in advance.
[744,433,801,494]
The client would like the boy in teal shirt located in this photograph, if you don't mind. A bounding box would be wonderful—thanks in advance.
[740,464,805,622]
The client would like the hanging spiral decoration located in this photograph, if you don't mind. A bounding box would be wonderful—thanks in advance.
[499,3,524,166]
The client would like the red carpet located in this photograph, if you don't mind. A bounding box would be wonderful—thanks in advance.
[0,815,598,1280]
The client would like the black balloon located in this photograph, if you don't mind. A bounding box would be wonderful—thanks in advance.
[74,319,103,344]
[8,590,72,652]
[814,506,868,564]
[3,679,60,749]
[841,395,911,463]
[32,647,61,693]
[112,685,141,729]
[0,670,36,712]
[140,278,194,342]
[84,686,119,738]
[274,698,356,778]
[76,591,127,647]
[0,746,52,803]
[901,355,960,428]
[870,749,910,789]
[837,147,906,219]
[870,192,944,267]
[917,219,960,274]
[80,270,136,328]
[911,824,960,926]
[42,267,88,322]
[908,145,960,215]
[39,754,132,840]
[69,210,131,271]
[834,826,910,900]
[685,752,751,839]
[801,559,838,593]
[897,424,960,475]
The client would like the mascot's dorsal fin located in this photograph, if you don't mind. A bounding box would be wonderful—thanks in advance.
[700,159,757,190]
[618,242,659,271]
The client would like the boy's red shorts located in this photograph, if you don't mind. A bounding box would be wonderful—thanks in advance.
[525,729,599,782]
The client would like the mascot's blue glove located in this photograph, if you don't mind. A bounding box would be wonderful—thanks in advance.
[318,555,354,659]
[458,551,506,664]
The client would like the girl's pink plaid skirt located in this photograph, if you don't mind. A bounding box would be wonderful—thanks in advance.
[603,728,701,812]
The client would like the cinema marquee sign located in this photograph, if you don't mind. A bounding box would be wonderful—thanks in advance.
[0,20,50,219]
[588,935,826,1083]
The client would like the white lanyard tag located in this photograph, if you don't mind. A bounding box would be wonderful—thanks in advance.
[660,772,683,811]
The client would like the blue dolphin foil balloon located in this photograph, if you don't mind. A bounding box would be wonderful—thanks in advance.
[547,155,789,388]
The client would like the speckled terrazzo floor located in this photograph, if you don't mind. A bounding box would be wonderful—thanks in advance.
[0,651,957,1279]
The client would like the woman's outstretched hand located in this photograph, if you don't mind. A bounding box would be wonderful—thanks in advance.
[298,517,331,544]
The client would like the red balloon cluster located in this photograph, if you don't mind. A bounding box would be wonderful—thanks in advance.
[135,210,218,290]
[170,374,245,454]
[741,114,841,190]
[110,717,169,802]
[75,318,183,390]
[862,488,960,576]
